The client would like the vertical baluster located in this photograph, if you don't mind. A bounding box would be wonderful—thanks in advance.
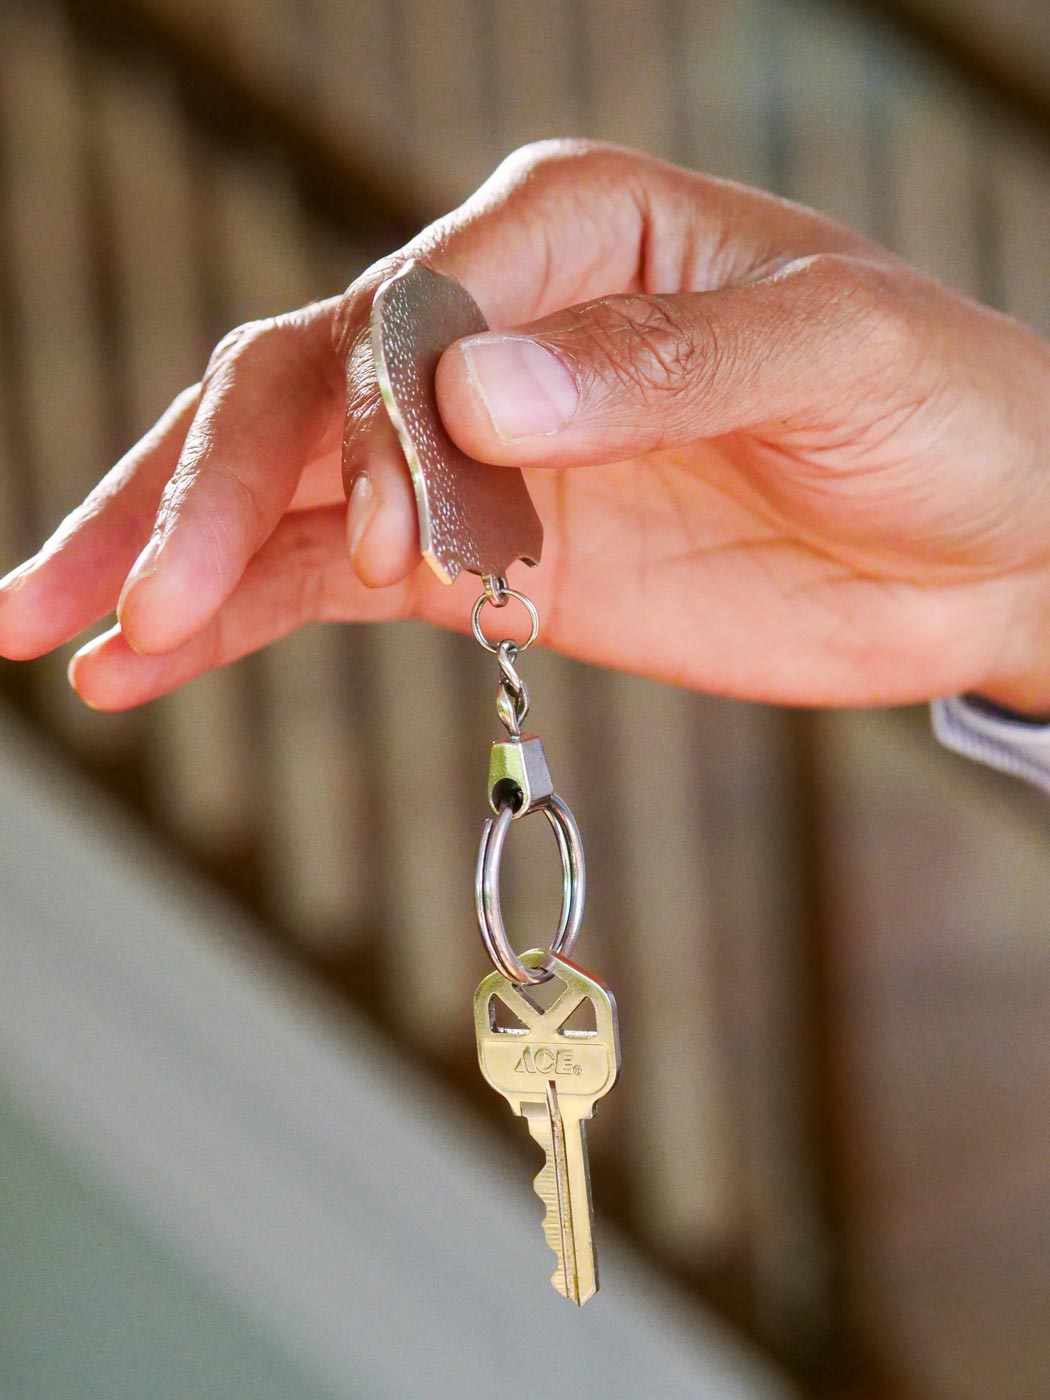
[121,143,270,861]
[0,342,17,573]
[369,619,478,1045]
[397,0,501,209]
[576,0,678,160]
[762,1,892,1350]
[95,62,227,827]
[222,0,309,108]
[311,0,404,183]
[0,5,136,757]
[992,122,1050,337]
[94,68,204,458]
[207,151,376,948]
[136,0,228,45]
[260,618,378,951]
[676,0,772,186]
[882,58,982,295]
[0,133,21,574]
[778,2,881,237]
[0,0,24,571]
[564,0,743,1283]
[609,672,740,1265]
[487,0,581,149]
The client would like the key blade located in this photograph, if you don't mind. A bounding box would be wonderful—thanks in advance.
[522,1088,598,1305]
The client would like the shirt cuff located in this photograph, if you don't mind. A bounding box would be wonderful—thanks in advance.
[931,695,1050,795]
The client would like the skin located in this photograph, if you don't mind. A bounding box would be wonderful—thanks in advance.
[2,139,1050,715]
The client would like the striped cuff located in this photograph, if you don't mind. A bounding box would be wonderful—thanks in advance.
[931,695,1050,795]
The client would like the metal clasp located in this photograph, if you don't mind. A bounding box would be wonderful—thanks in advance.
[470,576,586,985]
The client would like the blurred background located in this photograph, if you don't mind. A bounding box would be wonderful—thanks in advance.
[1,1,1049,1397]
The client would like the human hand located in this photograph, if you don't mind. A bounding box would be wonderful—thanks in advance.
[3,140,1050,713]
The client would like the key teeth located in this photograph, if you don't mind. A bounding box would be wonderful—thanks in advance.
[533,1158,597,1305]
[532,1156,570,1298]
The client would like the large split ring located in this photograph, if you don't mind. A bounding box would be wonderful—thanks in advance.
[475,793,586,985]
[470,586,540,655]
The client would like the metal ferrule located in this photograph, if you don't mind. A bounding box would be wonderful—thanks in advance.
[487,736,554,818]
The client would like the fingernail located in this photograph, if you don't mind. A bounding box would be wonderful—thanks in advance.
[66,647,87,693]
[460,336,578,441]
[119,535,162,605]
[0,558,36,594]
[347,473,376,565]
[67,647,104,710]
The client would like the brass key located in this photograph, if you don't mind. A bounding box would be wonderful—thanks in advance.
[474,950,621,1305]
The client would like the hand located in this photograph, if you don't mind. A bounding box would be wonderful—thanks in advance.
[3,140,1050,713]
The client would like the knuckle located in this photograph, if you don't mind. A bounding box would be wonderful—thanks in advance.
[204,317,273,379]
[170,382,201,415]
[790,252,909,353]
[497,137,628,196]
[790,251,927,379]
[333,255,400,364]
[786,252,944,430]
[573,294,714,405]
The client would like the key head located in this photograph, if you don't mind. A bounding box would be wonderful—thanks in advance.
[474,950,620,1115]
[370,260,544,585]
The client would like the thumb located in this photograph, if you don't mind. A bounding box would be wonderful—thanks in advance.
[435,252,916,467]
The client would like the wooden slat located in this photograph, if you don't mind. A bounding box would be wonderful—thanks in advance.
[142,150,306,857]
[260,624,373,949]
[397,0,501,212]
[882,59,982,295]
[676,0,776,187]
[577,0,677,160]
[1,6,136,756]
[817,707,1050,1400]
[208,148,317,321]
[221,0,308,109]
[778,0,881,237]
[93,68,251,851]
[0,249,20,572]
[487,0,581,151]
[1,6,112,519]
[902,0,1050,111]
[91,62,214,803]
[609,675,740,1263]
[766,12,896,1343]
[310,0,404,191]
[206,150,378,936]
[702,702,826,1340]
[992,121,1050,337]
[368,620,479,1045]
[94,66,203,443]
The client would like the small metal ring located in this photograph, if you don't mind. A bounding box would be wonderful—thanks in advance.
[475,794,585,984]
[471,587,540,656]
[482,573,510,606]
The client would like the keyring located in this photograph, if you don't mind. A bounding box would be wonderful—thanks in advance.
[475,793,586,985]
[471,586,540,655]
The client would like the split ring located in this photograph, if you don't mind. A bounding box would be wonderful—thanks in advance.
[475,793,585,984]
[471,587,540,656]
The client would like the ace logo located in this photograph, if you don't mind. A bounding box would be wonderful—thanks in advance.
[514,1045,582,1076]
